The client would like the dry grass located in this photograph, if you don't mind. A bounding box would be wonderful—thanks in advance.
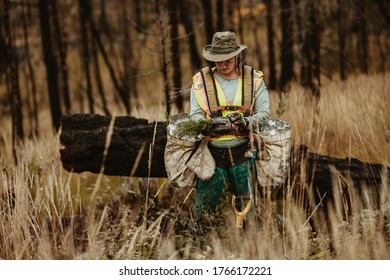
[279,73,390,163]
[0,73,389,260]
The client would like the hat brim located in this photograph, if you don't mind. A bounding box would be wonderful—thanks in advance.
[202,44,247,62]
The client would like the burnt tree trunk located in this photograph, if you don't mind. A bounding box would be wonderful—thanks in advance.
[77,0,94,113]
[51,0,71,115]
[60,114,167,177]
[4,0,24,150]
[133,0,143,32]
[169,0,183,111]
[301,0,321,98]
[60,114,388,209]
[374,0,390,28]
[279,0,294,90]
[337,0,348,80]
[39,0,62,130]
[265,0,277,90]
[21,1,39,135]
[156,0,171,115]
[216,0,224,31]
[202,0,214,43]
[226,0,235,32]
[354,0,369,74]
[121,0,131,116]
[236,0,244,44]
[293,0,305,86]
[179,0,202,71]
[90,19,129,114]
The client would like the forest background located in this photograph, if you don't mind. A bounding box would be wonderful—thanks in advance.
[0,0,389,260]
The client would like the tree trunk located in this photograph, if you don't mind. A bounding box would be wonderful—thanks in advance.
[91,31,110,116]
[51,0,71,114]
[0,24,6,75]
[265,0,277,90]
[133,0,143,32]
[374,0,390,28]
[77,0,94,113]
[202,0,214,42]
[337,0,348,80]
[279,0,294,90]
[98,0,111,41]
[157,0,171,115]
[354,0,369,74]
[60,114,167,177]
[121,0,131,116]
[90,19,129,114]
[302,0,321,98]
[83,0,111,117]
[169,0,183,111]
[251,10,264,69]
[226,0,235,31]
[292,0,305,85]
[59,114,389,208]
[20,0,38,134]
[38,0,62,130]
[178,0,202,70]
[216,0,224,31]
[3,0,24,145]
[236,0,244,43]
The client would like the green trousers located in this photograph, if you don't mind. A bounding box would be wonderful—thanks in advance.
[194,159,256,216]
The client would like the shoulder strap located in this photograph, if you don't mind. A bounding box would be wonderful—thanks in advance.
[200,67,220,117]
[242,65,254,116]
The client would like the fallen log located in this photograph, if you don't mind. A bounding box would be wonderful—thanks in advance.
[60,113,167,177]
[60,114,388,206]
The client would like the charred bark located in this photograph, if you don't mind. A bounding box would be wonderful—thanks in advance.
[178,0,202,71]
[51,0,71,115]
[301,0,321,98]
[156,0,171,115]
[4,0,24,155]
[353,0,369,74]
[265,0,277,90]
[202,0,214,43]
[279,0,294,90]
[21,1,39,134]
[374,0,390,28]
[60,114,167,178]
[169,0,183,111]
[77,0,94,113]
[216,0,224,31]
[337,0,348,80]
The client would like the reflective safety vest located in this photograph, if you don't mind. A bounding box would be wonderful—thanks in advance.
[192,66,264,141]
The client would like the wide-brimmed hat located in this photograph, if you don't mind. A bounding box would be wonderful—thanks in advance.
[202,31,247,62]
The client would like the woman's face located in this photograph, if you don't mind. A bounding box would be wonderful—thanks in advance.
[215,56,237,76]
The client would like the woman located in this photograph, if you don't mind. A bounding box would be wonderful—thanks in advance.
[189,31,270,218]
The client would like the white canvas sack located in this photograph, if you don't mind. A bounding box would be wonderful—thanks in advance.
[249,118,291,187]
[164,114,215,188]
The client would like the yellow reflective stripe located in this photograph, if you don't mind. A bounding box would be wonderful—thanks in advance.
[253,70,264,92]
[233,76,243,105]
[211,134,247,141]
[193,73,212,119]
